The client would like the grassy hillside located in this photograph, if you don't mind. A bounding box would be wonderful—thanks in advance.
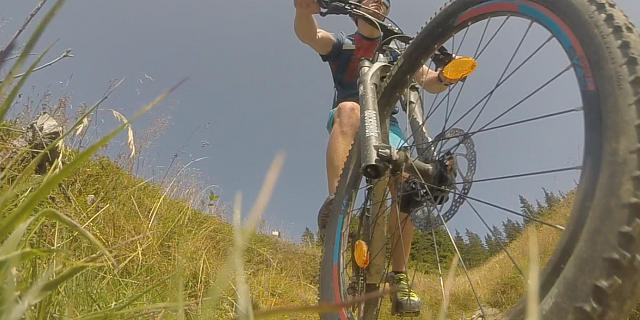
[409,191,575,319]
[3,116,639,320]
[0,138,322,319]
[2,4,638,318]
[1,113,633,320]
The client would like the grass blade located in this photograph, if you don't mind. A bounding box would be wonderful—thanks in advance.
[0,248,59,266]
[0,41,55,121]
[36,262,96,302]
[0,78,125,209]
[0,78,187,241]
[228,287,399,320]
[0,40,16,71]
[71,272,177,320]
[0,0,68,120]
[200,151,284,318]
[39,208,116,267]
[3,266,54,320]
[232,192,254,320]
[526,227,539,320]
[0,217,35,318]
[0,217,34,257]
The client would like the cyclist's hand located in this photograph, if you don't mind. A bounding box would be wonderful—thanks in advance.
[294,0,321,15]
[439,54,476,84]
[439,55,462,83]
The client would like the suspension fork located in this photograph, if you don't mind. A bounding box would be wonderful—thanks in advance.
[358,53,392,180]
[400,82,435,161]
[357,54,439,286]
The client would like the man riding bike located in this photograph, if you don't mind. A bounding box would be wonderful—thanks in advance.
[293,0,461,315]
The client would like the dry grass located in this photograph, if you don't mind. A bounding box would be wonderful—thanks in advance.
[4,2,640,320]
[370,192,577,320]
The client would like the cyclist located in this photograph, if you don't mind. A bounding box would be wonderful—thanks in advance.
[294,0,460,315]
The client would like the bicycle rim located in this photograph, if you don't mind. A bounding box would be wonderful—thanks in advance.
[373,0,640,319]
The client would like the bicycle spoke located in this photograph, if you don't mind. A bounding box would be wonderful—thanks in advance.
[407,34,557,156]
[442,34,555,132]
[431,226,447,309]
[457,165,581,184]
[475,16,511,60]
[460,189,526,279]
[440,28,473,131]
[473,17,492,59]
[400,158,489,316]
[437,210,487,319]
[436,18,517,154]
[465,20,535,136]
[446,63,572,154]
[478,65,572,133]
[445,187,565,230]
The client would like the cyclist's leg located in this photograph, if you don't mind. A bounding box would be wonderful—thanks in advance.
[387,116,413,273]
[318,102,360,234]
[389,176,413,273]
[388,116,422,314]
[326,102,360,195]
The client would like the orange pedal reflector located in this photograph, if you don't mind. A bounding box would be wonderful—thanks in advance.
[442,57,477,81]
[354,240,370,269]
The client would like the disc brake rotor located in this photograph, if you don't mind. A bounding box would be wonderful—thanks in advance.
[410,128,477,232]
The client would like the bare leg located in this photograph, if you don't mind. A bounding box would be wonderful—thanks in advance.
[389,175,414,272]
[388,174,422,315]
[326,102,360,194]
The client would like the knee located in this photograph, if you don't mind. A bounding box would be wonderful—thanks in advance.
[333,102,360,131]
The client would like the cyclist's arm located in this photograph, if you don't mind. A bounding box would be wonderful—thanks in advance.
[413,65,451,94]
[294,10,335,55]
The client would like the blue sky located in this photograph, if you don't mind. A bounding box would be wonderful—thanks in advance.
[2,0,640,242]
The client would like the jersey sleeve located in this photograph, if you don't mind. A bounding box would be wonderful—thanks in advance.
[319,32,346,62]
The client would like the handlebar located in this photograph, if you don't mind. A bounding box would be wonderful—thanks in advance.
[312,0,457,70]
[314,0,410,45]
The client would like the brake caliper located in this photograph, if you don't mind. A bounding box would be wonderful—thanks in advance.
[420,151,455,205]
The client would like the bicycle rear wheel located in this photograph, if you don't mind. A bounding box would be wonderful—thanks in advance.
[375,0,640,319]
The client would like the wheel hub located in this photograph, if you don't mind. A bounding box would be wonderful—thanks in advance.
[408,128,477,232]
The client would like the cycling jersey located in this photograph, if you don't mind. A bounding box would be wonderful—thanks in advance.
[319,31,399,115]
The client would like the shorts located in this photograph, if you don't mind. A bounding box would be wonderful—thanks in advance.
[326,108,408,149]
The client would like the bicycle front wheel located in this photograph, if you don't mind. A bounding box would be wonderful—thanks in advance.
[376,0,640,319]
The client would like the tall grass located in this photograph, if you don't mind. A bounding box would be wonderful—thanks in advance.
[0,0,188,318]
[0,2,382,319]
[3,2,623,320]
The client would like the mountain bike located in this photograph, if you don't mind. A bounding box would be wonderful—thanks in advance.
[315,0,640,319]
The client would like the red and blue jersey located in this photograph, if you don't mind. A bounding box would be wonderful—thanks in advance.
[320,31,399,115]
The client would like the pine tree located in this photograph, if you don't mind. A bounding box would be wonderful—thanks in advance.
[535,199,545,214]
[502,218,523,243]
[301,227,316,246]
[484,233,500,256]
[453,229,467,263]
[491,225,505,245]
[542,187,561,209]
[409,227,456,273]
[519,195,537,226]
[464,229,489,268]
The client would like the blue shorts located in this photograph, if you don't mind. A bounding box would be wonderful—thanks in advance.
[326,108,408,149]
